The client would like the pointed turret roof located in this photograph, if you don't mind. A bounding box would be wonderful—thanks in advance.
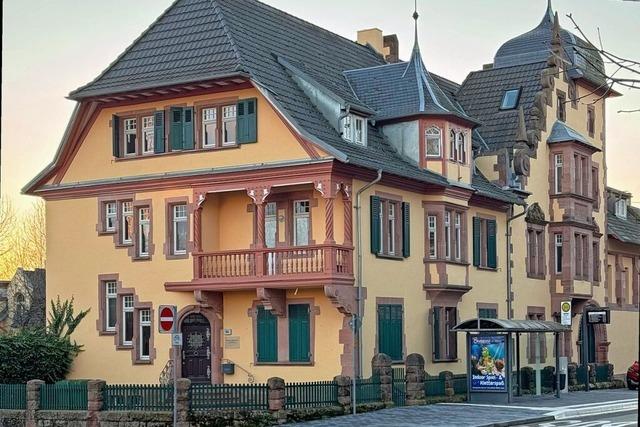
[493,1,606,87]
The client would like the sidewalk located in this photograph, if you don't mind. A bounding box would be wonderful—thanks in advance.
[292,390,638,427]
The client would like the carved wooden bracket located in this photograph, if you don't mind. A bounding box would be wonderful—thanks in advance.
[256,288,286,317]
[246,186,271,205]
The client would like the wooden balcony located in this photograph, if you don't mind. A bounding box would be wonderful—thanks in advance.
[166,244,354,292]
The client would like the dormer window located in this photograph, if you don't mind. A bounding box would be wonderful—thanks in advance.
[342,114,367,145]
[425,126,442,158]
[615,199,627,219]
[500,88,520,110]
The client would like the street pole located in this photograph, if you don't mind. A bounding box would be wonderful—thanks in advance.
[173,342,177,427]
[582,305,590,392]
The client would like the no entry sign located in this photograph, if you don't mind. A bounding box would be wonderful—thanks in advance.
[158,305,177,333]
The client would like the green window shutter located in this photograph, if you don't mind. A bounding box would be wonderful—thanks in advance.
[237,98,257,144]
[256,306,277,362]
[153,111,165,153]
[402,202,410,258]
[370,196,381,254]
[378,304,403,361]
[487,219,497,269]
[472,217,481,267]
[112,115,120,158]
[432,308,441,360]
[169,107,184,150]
[288,304,310,362]
[182,107,195,150]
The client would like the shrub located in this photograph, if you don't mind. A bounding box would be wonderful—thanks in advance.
[0,328,80,383]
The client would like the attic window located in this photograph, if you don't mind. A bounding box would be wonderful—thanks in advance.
[615,199,627,219]
[342,114,367,146]
[500,89,521,110]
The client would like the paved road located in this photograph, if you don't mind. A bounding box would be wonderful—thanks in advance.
[515,410,638,426]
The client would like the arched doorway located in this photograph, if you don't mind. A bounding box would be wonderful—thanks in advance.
[181,313,211,383]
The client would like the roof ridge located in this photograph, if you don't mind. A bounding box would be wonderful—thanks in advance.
[69,0,185,98]
[211,0,245,73]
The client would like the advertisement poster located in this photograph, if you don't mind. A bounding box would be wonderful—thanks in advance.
[470,335,507,392]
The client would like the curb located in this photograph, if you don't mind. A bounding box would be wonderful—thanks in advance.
[477,415,556,427]
[551,401,638,419]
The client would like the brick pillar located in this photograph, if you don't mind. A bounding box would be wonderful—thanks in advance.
[267,377,285,416]
[87,380,105,427]
[371,353,392,406]
[26,379,44,427]
[405,353,425,406]
[175,378,191,427]
[439,371,455,397]
[334,375,351,413]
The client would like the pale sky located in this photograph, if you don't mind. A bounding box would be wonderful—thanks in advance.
[2,0,639,213]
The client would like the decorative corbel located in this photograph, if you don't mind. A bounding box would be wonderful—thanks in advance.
[256,288,286,317]
[246,186,271,205]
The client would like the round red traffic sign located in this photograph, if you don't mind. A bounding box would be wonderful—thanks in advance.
[159,307,175,332]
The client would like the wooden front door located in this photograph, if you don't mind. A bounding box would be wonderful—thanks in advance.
[181,313,211,383]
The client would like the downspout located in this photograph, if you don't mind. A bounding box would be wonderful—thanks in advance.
[352,169,382,413]
[506,203,528,320]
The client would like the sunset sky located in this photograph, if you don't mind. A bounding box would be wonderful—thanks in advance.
[2,0,639,213]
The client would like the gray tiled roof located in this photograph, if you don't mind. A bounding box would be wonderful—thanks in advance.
[608,206,640,246]
[547,120,592,146]
[344,45,475,123]
[493,2,606,88]
[471,171,523,205]
[456,62,546,152]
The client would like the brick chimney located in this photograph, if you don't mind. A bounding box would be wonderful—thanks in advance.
[357,28,400,63]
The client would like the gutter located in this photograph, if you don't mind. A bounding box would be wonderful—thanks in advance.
[506,203,529,319]
[352,169,382,413]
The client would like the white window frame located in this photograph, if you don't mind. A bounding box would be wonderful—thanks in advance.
[555,234,563,274]
[425,126,442,158]
[454,212,462,260]
[138,207,150,257]
[222,105,237,146]
[293,200,310,247]
[172,204,187,255]
[139,309,151,361]
[141,116,154,154]
[388,203,396,255]
[105,281,117,332]
[342,114,367,145]
[122,295,134,346]
[554,154,563,194]
[122,201,133,244]
[456,132,466,164]
[124,118,137,156]
[202,107,217,148]
[615,199,627,219]
[428,215,437,259]
[105,202,117,232]
[444,211,451,259]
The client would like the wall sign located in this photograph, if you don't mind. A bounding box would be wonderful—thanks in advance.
[224,336,240,349]
[560,301,572,326]
[469,335,507,392]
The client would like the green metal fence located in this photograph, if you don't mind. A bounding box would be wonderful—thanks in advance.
[40,382,88,411]
[285,381,338,409]
[392,368,406,406]
[103,384,173,411]
[452,374,467,394]
[0,384,27,410]
[354,377,380,404]
[424,375,445,396]
[190,383,268,411]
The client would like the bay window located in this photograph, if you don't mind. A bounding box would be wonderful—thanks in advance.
[141,116,154,154]
[425,126,442,158]
[172,204,187,255]
[456,132,466,163]
[139,309,151,361]
[122,295,134,346]
[293,200,310,246]
[138,207,150,257]
[449,130,456,160]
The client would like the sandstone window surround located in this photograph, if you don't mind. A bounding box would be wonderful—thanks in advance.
[96,274,155,364]
[587,105,595,138]
[96,195,136,249]
[375,297,406,363]
[431,305,458,362]
[527,307,547,363]
[423,203,468,265]
[129,200,154,261]
[164,197,191,260]
[526,223,546,279]
[556,89,566,122]
[476,302,498,319]
[472,215,497,270]
[371,194,410,260]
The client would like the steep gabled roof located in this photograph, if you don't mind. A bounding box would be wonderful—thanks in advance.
[608,206,640,246]
[457,62,546,152]
[547,121,598,150]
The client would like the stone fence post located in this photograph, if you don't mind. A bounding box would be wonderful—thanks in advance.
[267,376,286,422]
[26,379,44,427]
[87,380,105,427]
[334,375,351,412]
[405,353,425,406]
[371,353,392,406]
[439,371,454,397]
[175,378,191,427]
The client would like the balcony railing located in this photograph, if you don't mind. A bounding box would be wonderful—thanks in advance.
[193,244,353,284]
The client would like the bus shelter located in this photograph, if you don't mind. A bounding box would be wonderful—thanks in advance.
[453,318,571,404]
